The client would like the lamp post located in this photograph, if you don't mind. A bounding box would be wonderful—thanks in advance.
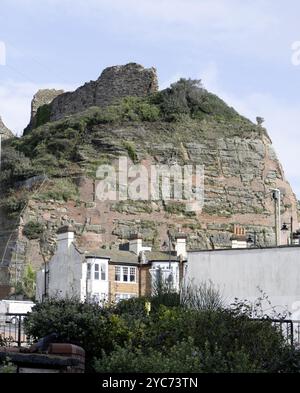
[271,188,281,246]
[281,216,294,245]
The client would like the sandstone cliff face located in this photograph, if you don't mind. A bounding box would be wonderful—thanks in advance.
[0,64,298,297]
[0,117,13,139]
[49,63,158,121]
[5,119,298,280]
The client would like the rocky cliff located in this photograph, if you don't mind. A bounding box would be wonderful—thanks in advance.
[0,63,298,298]
[25,89,64,131]
[0,117,13,140]
[25,63,158,133]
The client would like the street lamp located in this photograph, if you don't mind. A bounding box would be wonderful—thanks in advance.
[271,188,281,246]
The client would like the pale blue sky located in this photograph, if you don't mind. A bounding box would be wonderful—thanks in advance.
[1,0,300,197]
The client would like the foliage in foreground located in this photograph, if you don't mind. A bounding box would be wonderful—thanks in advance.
[23,284,300,373]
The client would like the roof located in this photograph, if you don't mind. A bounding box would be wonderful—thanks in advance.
[83,249,186,263]
[144,250,180,261]
[85,249,138,264]
[188,244,300,253]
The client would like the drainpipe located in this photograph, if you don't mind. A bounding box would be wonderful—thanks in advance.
[139,266,142,297]
[179,255,184,289]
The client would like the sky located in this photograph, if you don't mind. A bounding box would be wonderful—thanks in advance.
[0,0,300,197]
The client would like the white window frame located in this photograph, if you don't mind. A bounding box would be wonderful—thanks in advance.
[94,263,99,280]
[87,263,91,280]
[100,263,106,281]
[115,293,137,302]
[114,266,137,283]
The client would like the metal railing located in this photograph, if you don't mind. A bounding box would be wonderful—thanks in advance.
[1,312,300,349]
[0,313,33,347]
[252,318,300,348]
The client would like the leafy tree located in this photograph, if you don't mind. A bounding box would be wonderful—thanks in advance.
[15,264,36,300]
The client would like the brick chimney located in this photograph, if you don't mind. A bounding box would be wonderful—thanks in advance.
[129,233,151,255]
[57,225,75,252]
[231,225,247,249]
[175,233,187,259]
[129,233,143,255]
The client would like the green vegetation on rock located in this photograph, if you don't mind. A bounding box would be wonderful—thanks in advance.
[35,104,51,128]
[23,221,44,240]
[34,178,79,202]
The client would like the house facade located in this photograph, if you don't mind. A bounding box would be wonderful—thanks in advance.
[36,226,187,303]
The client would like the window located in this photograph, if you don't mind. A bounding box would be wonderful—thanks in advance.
[101,264,106,280]
[115,293,137,302]
[115,266,137,283]
[130,267,136,282]
[94,264,99,280]
[87,263,91,279]
[92,293,100,303]
[123,267,128,282]
[115,267,121,281]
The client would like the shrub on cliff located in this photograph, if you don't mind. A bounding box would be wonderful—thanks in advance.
[0,145,38,186]
[87,97,161,124]
[35,178,79,202]
[153,78,240,122]
[15,264,36,301]
[23,221,44,240]
[1,193,28,217]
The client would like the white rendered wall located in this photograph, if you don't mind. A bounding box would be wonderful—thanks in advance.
[187,247,300,319]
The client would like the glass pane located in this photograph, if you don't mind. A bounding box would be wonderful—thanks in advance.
[130,267,136,282]
[101,264,106,280]
[123,267,128,282]
[115,267,121,281]
[87,263,91,279]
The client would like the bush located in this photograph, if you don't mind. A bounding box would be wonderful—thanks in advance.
[0,145,38,186]
[153,78,240,122]
[123,141,138,163]
[23,221,44,240]
[24,290,298,373]
[1,194,28,216]
[23,298,131,370]
[36,178,79,202]
[35,104,51,128]
[15,264,36,300]
[93,337,258,373]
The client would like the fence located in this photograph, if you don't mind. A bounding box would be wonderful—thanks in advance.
[252,318,300,348]
[0,313,33,347]
[1,312,300,349]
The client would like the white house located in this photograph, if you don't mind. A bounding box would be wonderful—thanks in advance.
[36,227,187,303]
